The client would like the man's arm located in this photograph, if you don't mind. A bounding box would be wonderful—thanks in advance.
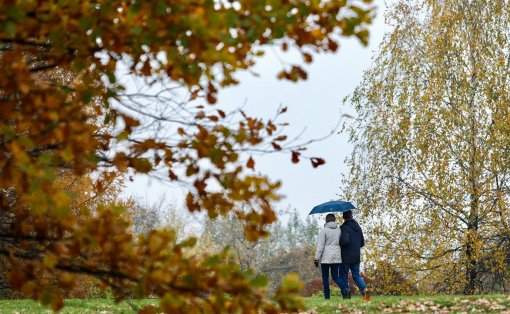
[360,228,365,248]
[339,226,350,246]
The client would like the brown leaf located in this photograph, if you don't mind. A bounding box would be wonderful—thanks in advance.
[311,157,325,168]
[303,53,313,63]
[271,142,282,151]
[291,151,300,163]
[247,156,255,169]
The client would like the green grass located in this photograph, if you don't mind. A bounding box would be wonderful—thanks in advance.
[305,294,510,313]
[0,295,509,313]
[0,299,157,313]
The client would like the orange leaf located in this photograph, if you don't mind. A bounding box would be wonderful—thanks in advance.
[247,157,255,169]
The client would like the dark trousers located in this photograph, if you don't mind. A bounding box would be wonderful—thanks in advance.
[320,263,342,299]
[340,263,367,294]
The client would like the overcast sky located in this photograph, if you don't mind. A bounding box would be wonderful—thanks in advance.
[123,3,389,219]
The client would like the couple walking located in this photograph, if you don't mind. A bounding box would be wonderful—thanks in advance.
[314,210,369,300]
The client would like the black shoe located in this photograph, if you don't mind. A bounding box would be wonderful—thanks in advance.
[341,289,351,299]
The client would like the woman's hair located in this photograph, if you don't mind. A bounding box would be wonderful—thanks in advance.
[325,213,336,223]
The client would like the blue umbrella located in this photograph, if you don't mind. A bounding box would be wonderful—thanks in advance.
[308,200,356,215]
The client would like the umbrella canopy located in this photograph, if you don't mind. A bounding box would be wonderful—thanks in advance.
[308,200,356,215]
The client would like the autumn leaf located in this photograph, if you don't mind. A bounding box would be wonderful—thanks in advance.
[246,157,255,170]
[310,157,325,168]
[271,143,282,151]
[291,151,300,164]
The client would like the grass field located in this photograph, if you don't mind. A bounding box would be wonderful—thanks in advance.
[1,295,509,313]
[305,294,510,313]
[0,299,156,313]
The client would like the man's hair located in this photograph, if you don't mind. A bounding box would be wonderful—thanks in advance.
[343,210,353,220]
[325,213,336,223]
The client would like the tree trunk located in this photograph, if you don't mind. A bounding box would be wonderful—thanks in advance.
[464,221,478,294]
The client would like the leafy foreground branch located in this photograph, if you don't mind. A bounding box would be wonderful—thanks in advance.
[0,0,374,312]
[4,205,305,313]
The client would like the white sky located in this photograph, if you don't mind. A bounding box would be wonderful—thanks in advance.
[122,2,389,219]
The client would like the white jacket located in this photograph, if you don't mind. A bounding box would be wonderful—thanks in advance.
[315,221,342,264]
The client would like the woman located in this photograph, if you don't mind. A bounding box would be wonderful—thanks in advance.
[314,213,342,299]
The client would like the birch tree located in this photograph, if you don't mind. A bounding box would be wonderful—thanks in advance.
[342,0,510,294]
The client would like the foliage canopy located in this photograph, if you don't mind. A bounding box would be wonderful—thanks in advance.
[0,0,373,312]
[342,0,510,295]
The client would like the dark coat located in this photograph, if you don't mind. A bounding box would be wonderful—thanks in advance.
[339,219,365,264]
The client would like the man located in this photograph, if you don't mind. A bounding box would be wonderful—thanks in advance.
[339,210,369,300]
[314,213,342,300]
